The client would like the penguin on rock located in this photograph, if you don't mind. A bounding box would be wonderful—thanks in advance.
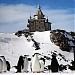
[0,56,7,72]
[32,53,40,73]
[0,59,3,73]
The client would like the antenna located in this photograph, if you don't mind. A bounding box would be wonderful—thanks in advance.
[47,16,48,22]
[30,13,31,19]
[38,4,41,9]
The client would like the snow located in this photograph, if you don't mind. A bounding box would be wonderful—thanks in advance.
[64,32,73,40]
[0,31,75,74]
[0,73,74,75]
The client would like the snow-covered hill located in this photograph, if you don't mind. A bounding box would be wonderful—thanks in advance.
[0,31,74,74]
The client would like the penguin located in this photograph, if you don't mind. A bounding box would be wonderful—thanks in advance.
[51,54,59,72]
[22,55,29,72]
[0,56,7,72]
[0,59,3,73]
[17,55,24,73]
[32,53,40,73]
[39,58,45,72]
[6,61,10,71]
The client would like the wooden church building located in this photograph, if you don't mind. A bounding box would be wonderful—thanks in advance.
[27,5,51,32]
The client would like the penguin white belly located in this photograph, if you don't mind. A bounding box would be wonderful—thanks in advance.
[0,57,7,72]
[32,55,40,72]
[23,58,28,72]
[39,60,44,72]
[0,59,3,73]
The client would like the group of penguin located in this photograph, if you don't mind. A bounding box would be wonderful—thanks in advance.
[0,56,10,73]
[16,52,59,73]
[16,53,45,73]
[0,52,59,73]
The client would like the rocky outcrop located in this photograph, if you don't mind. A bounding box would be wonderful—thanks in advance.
[50,29,75,52]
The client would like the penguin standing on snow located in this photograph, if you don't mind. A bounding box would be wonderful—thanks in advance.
[51,53,59,72]
[22,55,29,72]
[39,58,45,72]
[32,53,40,73]
[17,55,24,73]
[0,56,7,72]
[0,59,3,73]
[6,61,10,71]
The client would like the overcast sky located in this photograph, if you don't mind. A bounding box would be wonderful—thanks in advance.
[0,0,75,33]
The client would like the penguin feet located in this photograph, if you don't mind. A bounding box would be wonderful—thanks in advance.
[32,71,40,73]
[37,71,40,73]
[40,71,44,73]
[24,71,29,73]
[16,71,21,73]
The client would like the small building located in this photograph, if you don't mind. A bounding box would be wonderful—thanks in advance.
[27,5,51,32]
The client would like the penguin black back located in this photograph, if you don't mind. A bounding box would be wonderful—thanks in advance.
[40,58,45,64]
[6,61,10,71]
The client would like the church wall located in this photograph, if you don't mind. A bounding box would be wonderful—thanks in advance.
[45,22,49,31]
[48,23,51,30]
[35,20,45,31]
[45,22,51,31]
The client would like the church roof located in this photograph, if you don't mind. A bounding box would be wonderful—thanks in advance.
[34,5,44,17]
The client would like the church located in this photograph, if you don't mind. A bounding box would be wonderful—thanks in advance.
[27,5,51,32]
